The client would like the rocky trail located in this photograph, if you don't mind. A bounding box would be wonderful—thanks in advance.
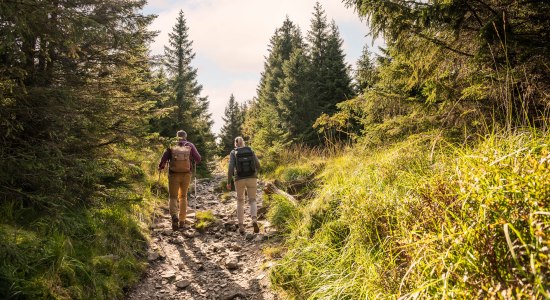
[127,171,280,300]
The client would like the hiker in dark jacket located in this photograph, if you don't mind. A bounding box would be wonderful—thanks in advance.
[227,136,261,234]
[158,130,201,231]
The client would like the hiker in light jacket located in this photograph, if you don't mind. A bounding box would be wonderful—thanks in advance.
[158,130,201,231]
[227,137,261,234]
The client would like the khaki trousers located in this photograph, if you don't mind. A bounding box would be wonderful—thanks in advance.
[168,172,192,221]
[235,177,257,226]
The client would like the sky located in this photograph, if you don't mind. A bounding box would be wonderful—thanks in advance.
[142,0,381,135]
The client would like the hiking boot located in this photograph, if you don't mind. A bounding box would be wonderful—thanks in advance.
[179,220,191,229]
[171,216,179,231]
[238,225,245,235]
[252,221,260,234]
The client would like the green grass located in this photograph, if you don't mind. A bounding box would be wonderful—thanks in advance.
[267,130,550,299]
[265,194,301,234]
[195,210,217,231]
[0,146,163,299]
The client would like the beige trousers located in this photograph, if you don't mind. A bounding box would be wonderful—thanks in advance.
[235,177,258,225]
[168,172,191,221]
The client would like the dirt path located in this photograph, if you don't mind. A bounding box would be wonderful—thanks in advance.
[126,171,280,300]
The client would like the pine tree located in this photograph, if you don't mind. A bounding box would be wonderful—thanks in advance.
[218,94,244,155]
[355,45,377,93]
[161,10,215,170]
[307,2,354,118]
[245,17,304,153]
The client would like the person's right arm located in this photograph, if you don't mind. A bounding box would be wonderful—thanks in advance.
[158,149,171,171]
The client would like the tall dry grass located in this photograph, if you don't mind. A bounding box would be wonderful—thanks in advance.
[268,130,549,299]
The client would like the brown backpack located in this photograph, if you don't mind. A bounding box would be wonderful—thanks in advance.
[169,144,191,172]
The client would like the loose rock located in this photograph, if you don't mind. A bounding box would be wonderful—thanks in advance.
[175,279,191,289]
[126,172,277,300]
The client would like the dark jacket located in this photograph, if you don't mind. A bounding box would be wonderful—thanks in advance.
[228,147,260,181]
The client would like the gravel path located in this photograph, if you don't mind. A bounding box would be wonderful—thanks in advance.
[126,172,280,300]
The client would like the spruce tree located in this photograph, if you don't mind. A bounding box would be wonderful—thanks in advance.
[162,10,199,136]
[161,10,215,170]
[218,94,244,155]
[343,0,550,128]
[355,45,377,93]
[245,17,304,153]
[277,47,314,143]
[326,20,354,101]
[306,2,354,117]
[0,0,155,205]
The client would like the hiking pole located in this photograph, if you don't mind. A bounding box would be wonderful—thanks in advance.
[153,170,161,224]
[194,161,198,223]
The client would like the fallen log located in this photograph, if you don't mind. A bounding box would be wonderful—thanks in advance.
[286,177,317,195]
[263,181,298,206]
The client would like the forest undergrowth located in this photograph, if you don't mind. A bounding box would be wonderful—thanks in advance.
[0,147,164,299]
[263,129,549,299]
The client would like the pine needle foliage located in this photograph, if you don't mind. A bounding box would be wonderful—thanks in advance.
[0,1,165,298]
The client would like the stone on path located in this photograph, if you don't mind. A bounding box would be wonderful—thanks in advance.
[220,289,247,300]
[230,243,242,251]
[175,279,191,289]
[225,257,239,270]
[161,271,176,280]
[147,252,160,261]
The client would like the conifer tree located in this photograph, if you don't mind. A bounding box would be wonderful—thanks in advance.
[218,94,244,155]
[277,47,314,143]
[307,1,331,118]
[354,45,377,93]
[161,10,215,170]
[343,0,550,128]
[162,10,199,136]
[307,2,354,118]
[245,17,304,153]
[326,20,354,100]
[0,0,156,206]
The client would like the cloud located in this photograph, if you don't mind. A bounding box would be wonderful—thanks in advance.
[143,0,378,134]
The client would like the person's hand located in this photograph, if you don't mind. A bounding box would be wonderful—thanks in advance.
[226,183,231,191]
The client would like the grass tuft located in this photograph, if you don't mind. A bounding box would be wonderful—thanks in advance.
[195,210,217,231]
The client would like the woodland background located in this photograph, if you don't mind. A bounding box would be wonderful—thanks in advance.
[0,0,548,298]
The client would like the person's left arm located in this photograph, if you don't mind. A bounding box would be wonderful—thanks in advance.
[189,143,202,164]
[227,151,235,190]
[254,152,261,172]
